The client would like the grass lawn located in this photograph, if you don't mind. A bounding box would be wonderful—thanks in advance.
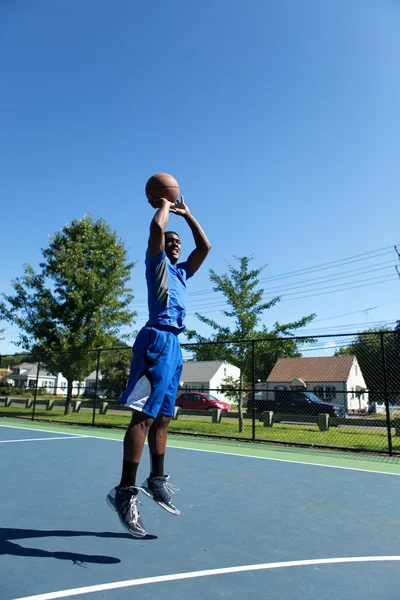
[0,405,397,454]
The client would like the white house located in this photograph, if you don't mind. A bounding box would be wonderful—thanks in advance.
[3,362,85,396]
[256,355,368,412]
[179,360,240,403]
[84,370,104,391]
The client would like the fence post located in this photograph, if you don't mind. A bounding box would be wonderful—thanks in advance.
[92,349,101,427]
[380,331,393,456]
[252,340,256,441]
[32,355,41,422]
[317,413,329,432]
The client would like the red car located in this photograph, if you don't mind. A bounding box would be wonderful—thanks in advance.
[175,392,231,412]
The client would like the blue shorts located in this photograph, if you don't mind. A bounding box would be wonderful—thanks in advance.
[118,326,183,418]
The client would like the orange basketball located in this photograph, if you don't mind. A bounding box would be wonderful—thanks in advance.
[145,173,180,204]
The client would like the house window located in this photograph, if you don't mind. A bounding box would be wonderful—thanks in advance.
[314,386,336,401]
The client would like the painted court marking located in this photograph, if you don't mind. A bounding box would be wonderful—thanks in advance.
[1,423,400,476]
[0,424,85,436]
[12,556,400,600]
[0,436,85,443]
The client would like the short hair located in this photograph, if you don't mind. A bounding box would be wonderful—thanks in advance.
[165,231,180,239]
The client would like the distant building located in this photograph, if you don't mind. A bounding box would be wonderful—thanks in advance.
[259,355,368,412]
[2,362,84,396]
[179,360,240,403]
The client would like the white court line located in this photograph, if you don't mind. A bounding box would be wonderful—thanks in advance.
[12,555,400,600]
[166,444,400,477]
[1,423,400,477]
[0,436,86,443]
[0,424,87,437]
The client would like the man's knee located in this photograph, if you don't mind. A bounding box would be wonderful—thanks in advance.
[152,413,171,428]
[129,410,154,430]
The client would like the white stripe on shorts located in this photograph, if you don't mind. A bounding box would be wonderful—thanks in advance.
[123,374,152,411]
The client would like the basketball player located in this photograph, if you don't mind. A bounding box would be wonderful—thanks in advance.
[107,196,211,537]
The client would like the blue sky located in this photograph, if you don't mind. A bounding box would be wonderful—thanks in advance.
[0,0,399,355]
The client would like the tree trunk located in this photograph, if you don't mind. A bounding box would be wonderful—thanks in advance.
[64,378,73,415]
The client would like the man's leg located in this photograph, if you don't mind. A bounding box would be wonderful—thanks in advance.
[108,327,174,534]
[120,410,155,486]
[142,413,180,515]
[142,341,183,516]
[147,414,170,477]
[107,411,154,537]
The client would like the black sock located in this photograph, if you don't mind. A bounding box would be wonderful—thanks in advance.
[150,453,165,478]
[119,460,139,488]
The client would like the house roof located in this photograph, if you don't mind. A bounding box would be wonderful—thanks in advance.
[8,362,55,380]
[181,360,224,382]
[85,370,103,381]
[267,356,356,383]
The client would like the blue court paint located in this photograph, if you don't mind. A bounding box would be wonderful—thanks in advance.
[1,432,400,599]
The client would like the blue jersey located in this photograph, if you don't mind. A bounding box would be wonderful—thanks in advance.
[145,250,192,333]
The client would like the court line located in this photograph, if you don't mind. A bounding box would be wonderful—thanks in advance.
[12,555,400,600]
[0,436,86,444]
[0,424,85,437]
[166,444,400,477]
[1,423,400,477]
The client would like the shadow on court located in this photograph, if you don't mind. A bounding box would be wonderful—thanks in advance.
[0,527,157,565]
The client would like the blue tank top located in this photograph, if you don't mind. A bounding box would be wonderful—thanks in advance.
[145,250,192,333]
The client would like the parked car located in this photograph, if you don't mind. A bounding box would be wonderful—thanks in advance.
[246,390,346,418]
[175,392,231,412]
[82,389,107,400]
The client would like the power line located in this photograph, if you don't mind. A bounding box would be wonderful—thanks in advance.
[167,276,398,317]
[147,260,395,312]
[134,274,397,317]
[131,244,399,306]
[181,260,396,305]
[186,244,397,297]
[298,319,397,333]
[311,299,400,322]
[259,261,396,294]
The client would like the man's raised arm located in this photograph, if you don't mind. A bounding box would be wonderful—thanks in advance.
[170,196,211,275]
[148,198,171,257]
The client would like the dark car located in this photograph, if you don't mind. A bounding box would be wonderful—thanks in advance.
[82,389,106,400]
[176,392,231,412]
[246,390,346,418]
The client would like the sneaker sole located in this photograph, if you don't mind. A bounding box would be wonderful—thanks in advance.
[141,487,181,516]
[106,492,148,538]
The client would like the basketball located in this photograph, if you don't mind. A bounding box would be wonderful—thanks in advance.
[145,173,180,204]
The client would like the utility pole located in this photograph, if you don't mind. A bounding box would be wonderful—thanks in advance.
[395,246,400,278]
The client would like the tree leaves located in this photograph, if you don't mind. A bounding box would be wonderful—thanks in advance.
[0,215,137,409]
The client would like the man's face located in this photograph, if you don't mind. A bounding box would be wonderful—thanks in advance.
[165,234,181,263]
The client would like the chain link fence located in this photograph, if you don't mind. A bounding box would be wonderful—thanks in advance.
[1,330,399,455]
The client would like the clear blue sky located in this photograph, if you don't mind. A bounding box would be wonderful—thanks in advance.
[0,0,399,355]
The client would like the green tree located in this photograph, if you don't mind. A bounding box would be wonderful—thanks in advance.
[185,256,315,431]
[99,341,132,399]
[0,215,136,414]
[337,323,400,401]
[219,374,241,405]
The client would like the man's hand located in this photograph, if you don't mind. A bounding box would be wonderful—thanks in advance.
[148,197,172,209]
[169,195,191,217]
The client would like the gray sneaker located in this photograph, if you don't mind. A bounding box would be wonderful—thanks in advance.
[106,486,147,537]
[142,475,180,516]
